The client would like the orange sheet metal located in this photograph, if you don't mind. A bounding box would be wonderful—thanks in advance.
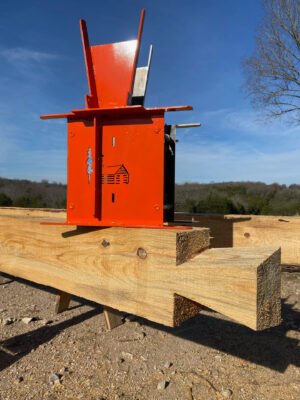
[40,106,193,120]
[40,9,193,228]
[66,112,165,226]
[80,10,145,109]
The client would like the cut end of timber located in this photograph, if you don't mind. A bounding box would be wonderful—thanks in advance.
[177,246,282,331]
[176,228,210,265]
[173,294,203,326]
[256,248,281,330]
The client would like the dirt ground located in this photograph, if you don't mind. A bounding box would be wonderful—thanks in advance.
[0,268,299,400]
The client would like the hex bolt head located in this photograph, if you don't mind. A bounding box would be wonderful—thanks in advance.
[137,247,147,259]
[101,239,110,248]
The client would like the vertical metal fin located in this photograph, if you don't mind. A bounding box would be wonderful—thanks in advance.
[131,45,153,105]
[80,19,98,108]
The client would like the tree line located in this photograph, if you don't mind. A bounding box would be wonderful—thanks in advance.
[0,178,66,209]
[1,177,300,216]
[175,181,300,216]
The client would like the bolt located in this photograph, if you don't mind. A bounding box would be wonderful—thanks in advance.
[137,247,147,259]
[101,239,110,248]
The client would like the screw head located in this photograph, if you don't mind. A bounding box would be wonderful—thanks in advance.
[101,239,110,248]
[137,247,147,259]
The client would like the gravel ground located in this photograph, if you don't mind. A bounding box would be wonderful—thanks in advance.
[0,268,299,400]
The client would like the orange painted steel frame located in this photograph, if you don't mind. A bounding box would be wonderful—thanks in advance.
[41,9,192,228]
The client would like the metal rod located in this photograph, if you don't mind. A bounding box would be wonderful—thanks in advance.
[175,123,201,128]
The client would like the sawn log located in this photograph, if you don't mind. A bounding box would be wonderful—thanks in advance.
[0,208,281,330]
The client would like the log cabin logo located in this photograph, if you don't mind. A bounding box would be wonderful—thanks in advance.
[101,164,129,184]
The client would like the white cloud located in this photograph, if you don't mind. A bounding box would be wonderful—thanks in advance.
[173,107,300,183]
[0,144,66,183]
[0,47,58,64]
[0,45,66,182]
[202,108,300,138]
[176,140,300,184]
[0,118,66,183]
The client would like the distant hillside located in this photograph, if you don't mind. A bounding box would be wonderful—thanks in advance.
[0,177,66,208]
[175,182,300,216]
[1,178,300,216]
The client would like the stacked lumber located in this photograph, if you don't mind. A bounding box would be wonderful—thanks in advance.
[0,208,281,330]
[176,212,300,265]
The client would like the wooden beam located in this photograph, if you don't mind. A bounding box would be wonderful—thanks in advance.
[0,208,281,330]
[55,290,72,314]
[176,213,300,265]
[103,306,124,330]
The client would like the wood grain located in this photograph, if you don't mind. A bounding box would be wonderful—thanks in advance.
[103,306,124,330]
[0,208,281,330]
[55,290,72,314]
[176,213,300,265]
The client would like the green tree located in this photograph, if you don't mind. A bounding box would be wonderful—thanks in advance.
[0,193,13,206]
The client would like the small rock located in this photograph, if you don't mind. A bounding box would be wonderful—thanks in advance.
[21,317,34,324]
[221,388,233,398]
[164,361,172,369]
[14,376,24,384]
[0,308,5,313]
[192,383,216,399]
[157,380,169,390]
[121,352,133,361]
[125,314,137,322]
[1,317,14,326]
[49,373,61,385]
[40,319,53,326]
[134,331,146,340]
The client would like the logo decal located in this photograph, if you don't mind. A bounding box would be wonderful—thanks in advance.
[87,147,93,184]
[101,164,129,184]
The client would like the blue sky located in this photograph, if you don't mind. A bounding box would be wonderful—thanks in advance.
[0,0,299,184]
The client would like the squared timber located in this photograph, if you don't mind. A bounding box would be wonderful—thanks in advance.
[0,208,281,330]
